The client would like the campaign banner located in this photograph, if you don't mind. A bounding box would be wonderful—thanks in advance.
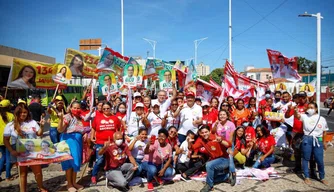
[123,64,137,88]
[267,49,301,82]
[185,60,198,86]
[7,58,69,89]
[159,69,176,92]
[52,65,72,85]
[173,60,187,89]
[96,48,129,76]
[144,59,165,79]
[64,48,100,78]
[196,78,216,102]
[17,139,73,166]
[128,57,143,87]
[264,111,284,122]
[99,72,118,97]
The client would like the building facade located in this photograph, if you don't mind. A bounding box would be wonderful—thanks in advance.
[196,62,210,76]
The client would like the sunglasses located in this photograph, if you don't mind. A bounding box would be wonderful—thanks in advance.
[221,104,228,106]
[202,106,209,108]
[172,103,178,106]
[103,108,110,111]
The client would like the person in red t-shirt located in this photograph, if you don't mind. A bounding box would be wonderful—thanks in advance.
[252,125,276,168]
[98,132,138,191]
[166,126,180,166]
[202,102,217,129]
[285,91,308,173]
[190,125,231,192]
[230,126,253,167]
[90,102,121,185]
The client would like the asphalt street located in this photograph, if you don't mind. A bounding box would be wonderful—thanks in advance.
[322,108,334,132]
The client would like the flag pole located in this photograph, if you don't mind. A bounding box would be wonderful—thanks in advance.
[4,86,8,99]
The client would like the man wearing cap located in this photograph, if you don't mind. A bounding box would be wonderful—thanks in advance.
[174,91,202,144]
[122,102,149,137]
[143,101,166,136]
[131,92,143,111]
[151,83,177,116]
[47,96,66,144]
[285,91,308,173]
[28,95,45,123]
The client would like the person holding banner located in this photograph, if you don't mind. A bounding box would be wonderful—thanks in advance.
[90,102,121,185]
[57,101,88,192]
[47,96,66,144]
[3,103,48,192]
[69,54,84,76]
[0,99,14,181]
[9,65,36,89]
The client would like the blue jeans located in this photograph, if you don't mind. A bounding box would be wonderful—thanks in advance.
[49,127,59,144]
[134,159,143,177]
[205,157,230,188]
[141,161,174,182]
[302,136,325,180]
[178,134,187,144]
[0,146,6,178]
[92,144,104,177]
[1,145,15,178]
[252,154,275,168]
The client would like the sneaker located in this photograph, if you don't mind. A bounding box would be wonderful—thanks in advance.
[90,176,97,185]
[147,182,154,190]
[200,184,212,192]
[180,174,192,182]
[230,172,236,186]
[156,177,164,185]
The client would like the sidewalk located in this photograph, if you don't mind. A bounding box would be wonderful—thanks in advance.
[1,146,333,192]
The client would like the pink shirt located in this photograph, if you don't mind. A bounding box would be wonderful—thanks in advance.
[214,120,236,142]
[142,140,172,165]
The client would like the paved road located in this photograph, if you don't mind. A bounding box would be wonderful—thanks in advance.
[321,108,334,132]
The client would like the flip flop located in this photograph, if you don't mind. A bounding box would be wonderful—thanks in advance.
[67,187,77,192]
[304,178,312,185]
[321,179,329,186]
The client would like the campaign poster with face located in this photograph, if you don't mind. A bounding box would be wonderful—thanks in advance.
[123,64,137,88]
[159,69,175,92]
[52,65,72,85]
[99,72,118,96]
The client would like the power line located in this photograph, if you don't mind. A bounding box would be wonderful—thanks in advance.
[233,0,288,39]
[214,43,229,65]
[197,41,228,59]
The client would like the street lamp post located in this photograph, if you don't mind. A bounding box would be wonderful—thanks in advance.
[298,12,323,108]
[121,0,124,55]
[194,37,208,66]
[143,38,157,58]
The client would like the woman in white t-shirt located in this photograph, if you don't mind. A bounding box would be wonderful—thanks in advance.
[295,102,328,185]
[3,103,47,192]
[128,128,148,176]
[163,99,181,129]
[143,103,166,137]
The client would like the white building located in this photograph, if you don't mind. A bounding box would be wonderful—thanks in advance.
[196,62,210,76]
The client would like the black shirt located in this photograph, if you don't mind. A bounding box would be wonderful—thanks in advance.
[28,102,45,122]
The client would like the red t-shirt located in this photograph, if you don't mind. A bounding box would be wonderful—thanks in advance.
[234,137,245,151]
[104,143,132,170]
[115,112,126,121]
[192,134,230,160]
[166,137,180,150]
[287,103,307,133]
[93,115,121,145]
[257,135,275,154]
[259,99,267,108]
[202,111,218,129]
[245,126,256,143]
[80,109,91,127]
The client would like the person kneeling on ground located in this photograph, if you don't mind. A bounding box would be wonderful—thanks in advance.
[99,132,138,192]
[252,125,276,168]
[189,125,231,192]
[141,128,174,191]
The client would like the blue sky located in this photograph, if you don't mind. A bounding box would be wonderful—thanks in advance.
[0,0,334,73]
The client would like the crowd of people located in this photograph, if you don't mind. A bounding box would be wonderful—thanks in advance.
[0,85,330,192]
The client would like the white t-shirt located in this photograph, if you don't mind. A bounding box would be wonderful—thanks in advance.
[3,120,40,145]
[178,104,202,136]
[279,101,294,127]
[151,98,171,116]
[164,110,180,129]
[147,112,163,136]
[178,140,191,164]
[270,127,287,148]
[301,114,328,137]
[123,112,146,136]
[130,139,147,160]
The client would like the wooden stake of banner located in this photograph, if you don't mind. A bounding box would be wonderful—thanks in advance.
[52,84,60,101]
[4,86,8,99]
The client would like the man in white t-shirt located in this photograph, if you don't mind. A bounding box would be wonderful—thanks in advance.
[174,91,202,144]
[151,84,177,116]
[122,103,148,137]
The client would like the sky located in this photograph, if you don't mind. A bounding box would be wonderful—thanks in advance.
[0,0,334,73]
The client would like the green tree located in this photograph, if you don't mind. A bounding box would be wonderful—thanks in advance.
[199,68,224,85]
[298,57,316,73]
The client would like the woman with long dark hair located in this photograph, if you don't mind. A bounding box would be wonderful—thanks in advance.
[252,125,276,168]
[58,101,90,192]
[69,54,84,76]
[231,99,252,127]
[9,65,36,89]
[0,100,14,181]
[226,96,236,113]
[4,103,47,192]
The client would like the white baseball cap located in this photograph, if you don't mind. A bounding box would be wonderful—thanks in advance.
[135,102,144,109]
[134,92,141,97]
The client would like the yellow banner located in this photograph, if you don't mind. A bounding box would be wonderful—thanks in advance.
[7,58,72,89]
[64,48,100,78]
